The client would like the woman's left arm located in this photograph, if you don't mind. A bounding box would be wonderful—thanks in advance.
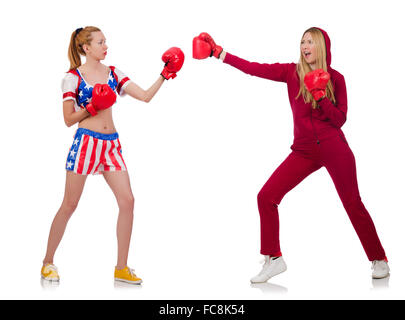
[123,76,165,103]
[120,47,183,103]
[314,73,348,128]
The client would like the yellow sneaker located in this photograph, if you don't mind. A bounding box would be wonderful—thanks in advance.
[41,263,60,282]
[114,266,142,284]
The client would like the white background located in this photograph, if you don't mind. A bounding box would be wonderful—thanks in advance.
[1,0,404,300]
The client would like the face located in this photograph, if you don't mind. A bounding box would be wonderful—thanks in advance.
[84,31,108,60]
[300,32,317,66]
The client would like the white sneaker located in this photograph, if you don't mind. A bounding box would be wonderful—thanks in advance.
[371,260,390,279]
[250,256,287,283]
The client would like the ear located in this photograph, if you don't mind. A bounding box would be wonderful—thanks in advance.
[82,44,90,54]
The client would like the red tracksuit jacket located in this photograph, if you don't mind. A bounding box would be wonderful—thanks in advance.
[223,28,348,147]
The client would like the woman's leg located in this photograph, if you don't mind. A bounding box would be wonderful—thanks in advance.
[321,136,386,261]
[258,152,321,256]
[43,171,88,265]
[103,170,135,269]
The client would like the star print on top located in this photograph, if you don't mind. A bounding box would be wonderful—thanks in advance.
[61,66,131,112]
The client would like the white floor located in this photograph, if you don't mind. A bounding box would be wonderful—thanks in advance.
[2,182,401,300]
[6,258,397,300]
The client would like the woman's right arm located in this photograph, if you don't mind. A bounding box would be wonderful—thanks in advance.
[220,51,289,83]
[193,32,289,82]
[63,100,90,127]
[61,73,90,126]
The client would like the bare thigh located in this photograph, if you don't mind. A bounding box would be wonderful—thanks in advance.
[62,171,88,211]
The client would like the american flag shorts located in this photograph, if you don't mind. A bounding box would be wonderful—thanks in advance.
[66,128,127,175]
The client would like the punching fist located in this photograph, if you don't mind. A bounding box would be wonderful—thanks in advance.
[193,32,223,59]
[304,69,330,101]
[193,36,211,59]
[92,84,117,109]
[161,47,185,80]
[86,84,117,116]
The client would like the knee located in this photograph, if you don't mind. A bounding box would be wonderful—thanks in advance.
[343,196,368,217]
[343,195,363,212]
[117,194,135,212]
[257,188,278,209]
[61,198,79,217]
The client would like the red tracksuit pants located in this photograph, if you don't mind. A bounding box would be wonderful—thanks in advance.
[257,134,386,261]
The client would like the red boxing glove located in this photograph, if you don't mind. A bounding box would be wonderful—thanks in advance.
[92,84,117,109]
[161,47,185,80]
[86,84,117,116]
[304,69,330,101]
[194,32,223,59]
[192,36,212,59]
[85,102,98,116]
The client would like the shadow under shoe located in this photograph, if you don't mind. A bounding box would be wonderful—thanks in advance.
[114,266,142,285]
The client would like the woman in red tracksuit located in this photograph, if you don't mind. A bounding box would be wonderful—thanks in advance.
[192,27,389,281]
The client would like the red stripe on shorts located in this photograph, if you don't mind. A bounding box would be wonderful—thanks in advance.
[86,137,98,174]
[103,141,111,172]
[95,140,108,173]
[117,139,127,170]
[109,140,122,171]
[77,135,89,174]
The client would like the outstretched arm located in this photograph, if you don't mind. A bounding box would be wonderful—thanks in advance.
[221,52,289,83]
[123,76,165,103]
[122,47,184,103]
[192,32,289,83]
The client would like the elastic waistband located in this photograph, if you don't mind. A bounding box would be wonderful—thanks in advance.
[75,128,119,140]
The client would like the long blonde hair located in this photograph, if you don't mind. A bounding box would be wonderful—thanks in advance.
[296,27,335,108]
[68,26,101,70]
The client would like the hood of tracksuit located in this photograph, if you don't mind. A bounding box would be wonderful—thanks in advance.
[313,27,332,69]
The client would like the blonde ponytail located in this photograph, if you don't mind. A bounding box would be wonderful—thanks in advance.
[67,26,101,71]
